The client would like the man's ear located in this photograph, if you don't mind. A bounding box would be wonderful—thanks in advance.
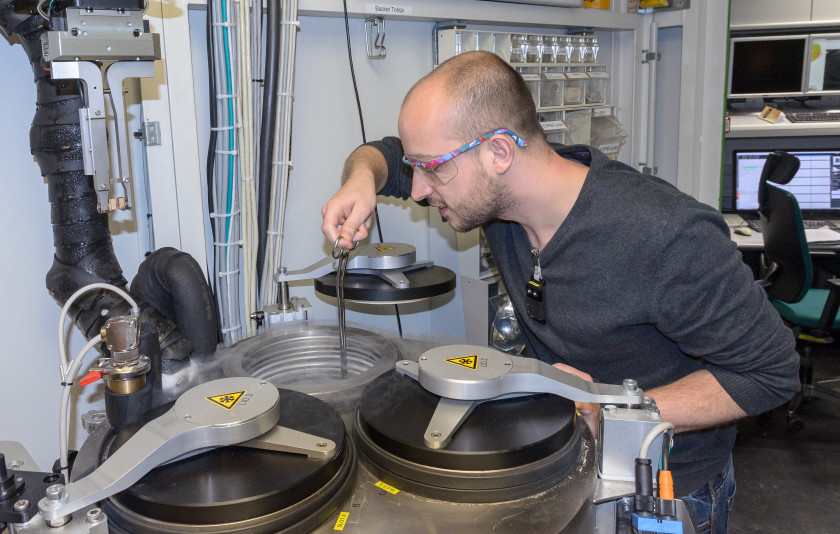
[488,135,515,175]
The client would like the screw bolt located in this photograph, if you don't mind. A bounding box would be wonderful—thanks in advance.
[622,378,638,393]
[46,483,66,502]
[13,500,29,511]
[430,431,442,438]
[316,442,327,448]
[87,508,104,522]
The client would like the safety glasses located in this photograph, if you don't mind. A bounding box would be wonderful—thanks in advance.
[401,128,528,185]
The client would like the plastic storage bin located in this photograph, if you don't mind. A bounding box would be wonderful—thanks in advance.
[590,113,628,160]
[540,68,566,108]
[518,67,541,105]
[564,66,587,105]
[586,67,609,104]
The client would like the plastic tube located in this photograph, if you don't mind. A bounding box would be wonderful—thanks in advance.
[58,334,102,481]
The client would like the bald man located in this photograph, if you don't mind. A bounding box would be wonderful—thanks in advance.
[322,51,798,533]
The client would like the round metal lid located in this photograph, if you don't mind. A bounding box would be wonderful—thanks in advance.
[314,265,456,302]
[357,369,577,472]
[106,389,348,526]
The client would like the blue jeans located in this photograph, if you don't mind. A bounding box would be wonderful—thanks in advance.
[679,456,736,534]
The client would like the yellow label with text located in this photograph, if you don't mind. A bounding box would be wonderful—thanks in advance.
[375,481,400,494]
[333,511,350,530]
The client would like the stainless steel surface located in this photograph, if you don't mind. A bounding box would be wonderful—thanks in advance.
[38,378,281,521]
[50,61,111,213]
[241,425,337,459]
[42,8,161,62]
[310,431,598,533]
[220,324,400,416]
[0,441,40,472]
[105,60,156,209]
[7,505,109,533]
[422,397,478,449]
[397,345,645,405]
[598,405,664,482]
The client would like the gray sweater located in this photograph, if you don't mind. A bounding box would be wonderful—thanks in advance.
[373,138,799,496]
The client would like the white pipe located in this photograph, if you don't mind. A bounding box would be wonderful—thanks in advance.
[59,334,102,481]
[645,20,658,174]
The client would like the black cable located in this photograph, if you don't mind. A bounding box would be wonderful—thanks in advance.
[205,2,223,341]
[256,0,282,290]
[206,2,217,225]
[342,1,403,338]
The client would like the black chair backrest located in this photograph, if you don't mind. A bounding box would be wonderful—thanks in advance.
[758,151,812,304]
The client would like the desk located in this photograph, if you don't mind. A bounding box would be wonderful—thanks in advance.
[729,228,840,279]
[727,108,840,139]
[729,228,840,251]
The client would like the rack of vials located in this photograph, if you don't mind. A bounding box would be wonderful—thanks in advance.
[436,30,627,160]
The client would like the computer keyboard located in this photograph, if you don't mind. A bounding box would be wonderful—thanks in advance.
[785,111,840,123]
[744,219,840,232]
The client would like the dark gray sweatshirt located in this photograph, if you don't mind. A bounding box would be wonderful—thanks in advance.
[373,138,799,496]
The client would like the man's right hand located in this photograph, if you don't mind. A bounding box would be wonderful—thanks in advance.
[321,145,390,251]
[321,176,376,250]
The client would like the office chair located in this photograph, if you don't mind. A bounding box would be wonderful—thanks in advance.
[758,150,840,431]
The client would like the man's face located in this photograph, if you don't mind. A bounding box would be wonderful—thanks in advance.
[398,82,513,232]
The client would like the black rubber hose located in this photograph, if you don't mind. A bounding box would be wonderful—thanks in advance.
[256,0,282,288]
[0,1,192,359]
[130,248,219,355]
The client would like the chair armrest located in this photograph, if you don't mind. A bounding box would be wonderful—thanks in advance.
[816,278,840,337]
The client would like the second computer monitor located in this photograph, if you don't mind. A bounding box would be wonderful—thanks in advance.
[733,150,840,213]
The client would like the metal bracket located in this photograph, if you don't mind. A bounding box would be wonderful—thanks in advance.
[365,17,386,60]
[640,166,658,175]
[51,59,156,213]
[641,50,661,63]
[135,121,161,146]
[274,242,429,289]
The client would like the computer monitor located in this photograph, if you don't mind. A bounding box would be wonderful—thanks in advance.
[728,36,809,98]
[733,150,840,213]
[807,33,840,94]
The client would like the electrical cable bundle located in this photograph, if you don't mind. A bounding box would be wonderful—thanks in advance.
[208,0,243,346]
[259,0,300,308]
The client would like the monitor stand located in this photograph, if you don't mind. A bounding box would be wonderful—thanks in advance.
[728,97,766,112]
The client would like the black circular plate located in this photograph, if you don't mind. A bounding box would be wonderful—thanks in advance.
[357,370,577,471]
[314,265,456,302]
[106,389,347,525]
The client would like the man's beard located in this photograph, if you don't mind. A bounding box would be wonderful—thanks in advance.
[448,165,518,232]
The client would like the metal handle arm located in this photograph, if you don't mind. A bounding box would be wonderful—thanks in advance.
[396,345,644,406]
[39,378,280,522]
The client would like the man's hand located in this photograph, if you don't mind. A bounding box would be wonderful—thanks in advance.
[321,178,376,250]
[552,362,599,438]
[321,145,389,250]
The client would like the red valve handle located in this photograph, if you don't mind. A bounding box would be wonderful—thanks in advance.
[79,370,102,386]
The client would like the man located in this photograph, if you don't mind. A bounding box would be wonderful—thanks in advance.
[322,51,798,533]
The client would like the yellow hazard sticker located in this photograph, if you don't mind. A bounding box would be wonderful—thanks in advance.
[445,355,478,370]
[374,481,400,494]
[374,246,395,252]
[206,390,246,410]
[333,511,350,530]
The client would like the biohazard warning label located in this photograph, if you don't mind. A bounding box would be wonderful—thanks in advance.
[374,246,395,252]
[445,355,478,370]
[206,390,246,409]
